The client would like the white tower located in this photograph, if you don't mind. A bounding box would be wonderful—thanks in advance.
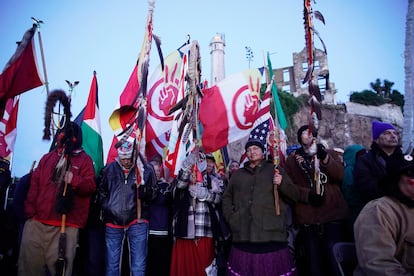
[209,33,226,85]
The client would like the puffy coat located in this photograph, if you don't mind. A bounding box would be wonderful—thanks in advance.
[25,150,96,228]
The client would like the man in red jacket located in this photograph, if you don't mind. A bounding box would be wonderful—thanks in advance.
[18,122,96,276]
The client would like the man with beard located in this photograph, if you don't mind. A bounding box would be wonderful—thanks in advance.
[284,125,348,276]
[354,121,403,209]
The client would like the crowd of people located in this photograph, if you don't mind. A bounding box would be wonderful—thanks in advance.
[0,119,413,276]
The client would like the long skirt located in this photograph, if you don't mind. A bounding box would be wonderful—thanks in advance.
[170,237,215,276]
[226,245,297,276]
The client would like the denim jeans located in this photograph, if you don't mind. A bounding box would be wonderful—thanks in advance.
[105,222,149,276]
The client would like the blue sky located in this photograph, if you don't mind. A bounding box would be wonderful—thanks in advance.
[0,0,408,176]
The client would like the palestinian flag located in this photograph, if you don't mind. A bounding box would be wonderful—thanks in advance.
[74,71,104,175]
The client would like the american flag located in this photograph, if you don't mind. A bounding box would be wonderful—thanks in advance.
[243,80,287,166]
[248,81,274,150]
[249,119,273,148]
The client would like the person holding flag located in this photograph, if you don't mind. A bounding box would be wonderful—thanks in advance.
[284,124,348,276]
[97,141,156,276]
[170,148,225,276]
[18,119,96,276]
[222,138,299,275]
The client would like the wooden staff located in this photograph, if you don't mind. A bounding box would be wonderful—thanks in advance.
[313,154,322,195]
[271,128,281,216]
[266,78,281,216]
[55,180,68,276]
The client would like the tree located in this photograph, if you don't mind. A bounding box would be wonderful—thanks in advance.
[349,80,403,107]
[369,78,395,98]
[350,90,385,106]
[370,78,383,96]
[383,79,395,99]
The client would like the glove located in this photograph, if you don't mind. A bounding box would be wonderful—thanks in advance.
[189,184,208,201]
[55,184,74,214]
[182,151,198,171]
[195,186,209,201]
[316,143,328,160]
[308,191,324,207]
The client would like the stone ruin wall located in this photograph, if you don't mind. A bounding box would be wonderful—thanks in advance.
[227,102,404,162]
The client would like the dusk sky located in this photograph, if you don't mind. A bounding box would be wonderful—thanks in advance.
[0,0,408,176]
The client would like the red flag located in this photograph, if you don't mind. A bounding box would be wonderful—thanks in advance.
[0,96,19,160]
[0,25,43,118]
[146,46,189,144]
[107,65,139,163]
[146,131,169,161]
[237,81,286,167]
[145,44,191,162]
[199,68,263,152]
[107,1,156,169]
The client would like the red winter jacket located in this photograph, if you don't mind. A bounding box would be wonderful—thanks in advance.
[25,149,96,228]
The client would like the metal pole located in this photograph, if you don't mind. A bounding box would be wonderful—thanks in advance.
[245,46,253,69]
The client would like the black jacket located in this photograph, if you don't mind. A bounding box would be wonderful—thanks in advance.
[354,142,403,204]
[98,160,155,225]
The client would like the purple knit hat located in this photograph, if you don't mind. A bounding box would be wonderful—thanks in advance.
[372,121,396,140]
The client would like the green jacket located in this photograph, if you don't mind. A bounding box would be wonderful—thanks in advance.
[222,159,299,243]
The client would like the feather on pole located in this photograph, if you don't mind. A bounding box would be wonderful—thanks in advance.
[42,89,74,276]
[302,0,327,124]
[132,0,156,189]
[42,89,71,140]
[303,0,327,195]
[168,40,202,146]
[164,40,201,177]
[132,0,158,221]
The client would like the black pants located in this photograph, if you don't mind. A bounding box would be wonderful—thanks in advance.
[295,220,346,276]
[146,234,173,276]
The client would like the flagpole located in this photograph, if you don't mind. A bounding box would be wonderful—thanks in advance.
[265,53,281,216]
[262,50,269,85]
[31,17,49,95]
[32,17,55,137]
